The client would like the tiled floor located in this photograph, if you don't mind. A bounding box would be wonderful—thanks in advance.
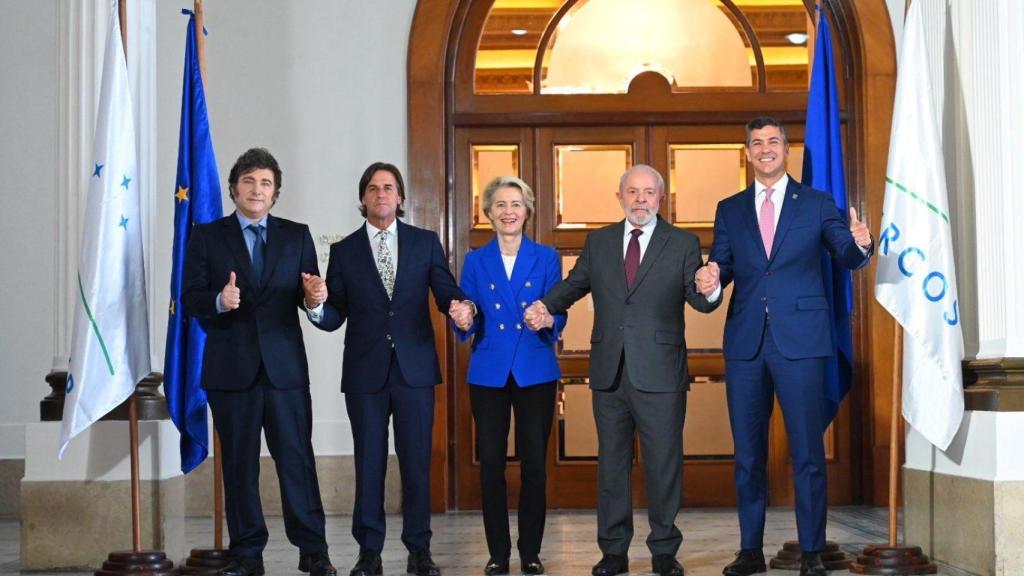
[0,507,973,575]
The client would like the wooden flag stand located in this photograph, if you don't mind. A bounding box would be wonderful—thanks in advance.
[769,541,852,571]
[95,3,177,574]
[180,432,230,575]
[849,324,937,574]
[94,396,178,575]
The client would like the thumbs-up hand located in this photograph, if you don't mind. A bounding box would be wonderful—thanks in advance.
[301,272,327,308]
[849,207,871,248]
[220,271,241,311]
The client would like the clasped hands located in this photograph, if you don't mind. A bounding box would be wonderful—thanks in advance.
[523,301,554,331]
[449,300,476,331]
[300,272,328,308]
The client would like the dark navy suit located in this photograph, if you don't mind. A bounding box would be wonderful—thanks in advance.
[182,212,327,559]
[708,177,872,552]
[315,219,465,554]
[455,235,565,561]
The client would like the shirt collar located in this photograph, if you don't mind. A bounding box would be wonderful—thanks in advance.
[755,174,789,200]
[235,211,268,229]
[366,218,398,238]
[624,215,659,239]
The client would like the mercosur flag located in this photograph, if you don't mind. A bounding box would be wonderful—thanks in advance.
[60,5,151,457]
[874,0,964,450]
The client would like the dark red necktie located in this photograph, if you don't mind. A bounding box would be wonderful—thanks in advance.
[625,228,642,288]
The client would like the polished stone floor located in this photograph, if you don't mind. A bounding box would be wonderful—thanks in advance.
[0,507,972,575]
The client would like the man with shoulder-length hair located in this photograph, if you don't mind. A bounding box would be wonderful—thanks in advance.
[307,162,475,576]
[182,147,336,576]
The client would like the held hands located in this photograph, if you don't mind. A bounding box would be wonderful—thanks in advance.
[849,207,871,248]
[695,261,720,297]
[523,300,554,331]
[301,272,327,308]
[220,272,241,311]
[449,299,476,331]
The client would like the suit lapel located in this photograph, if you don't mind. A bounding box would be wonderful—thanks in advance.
[223,213,258,288]
[481,238,518,313]
[768,178,802,263]
[260,214,285,288]
[392,220,412,301]
[605,221,629,296]
[627,217,668,297]
[739,185,766,261]
[509,236,538,303]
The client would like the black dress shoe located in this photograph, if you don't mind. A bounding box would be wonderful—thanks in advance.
[652,554,684,576]
[219,557,265,576]
[722,549,766,576]
[799,551,828,576]
[349,552,383,576]
[483,557,509,575]
[299,552,338,576]
[408,549,442,576]
[520,557,545,575]
[591,554,629,576]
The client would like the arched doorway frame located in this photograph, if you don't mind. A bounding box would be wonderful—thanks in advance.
[407,0,899,511]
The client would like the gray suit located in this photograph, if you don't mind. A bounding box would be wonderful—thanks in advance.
[542,216,719,557]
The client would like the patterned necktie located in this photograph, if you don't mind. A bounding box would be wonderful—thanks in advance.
[759,188,775,256]
[376,229,395,299]
[624,228,642,288]
[247,224,265,285]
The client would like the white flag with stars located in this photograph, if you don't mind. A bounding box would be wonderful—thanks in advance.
[60,5,151,457]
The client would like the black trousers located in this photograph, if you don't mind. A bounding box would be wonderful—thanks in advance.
[469,377,557,561]
[207,366,328,559]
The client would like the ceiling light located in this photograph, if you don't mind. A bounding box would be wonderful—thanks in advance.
[786,32,808,45]
[511,28,528,36]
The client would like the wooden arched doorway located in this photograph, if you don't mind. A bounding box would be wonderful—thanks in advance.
[408,0,899,512]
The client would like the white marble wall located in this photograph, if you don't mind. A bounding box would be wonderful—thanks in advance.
[0,0,418,463]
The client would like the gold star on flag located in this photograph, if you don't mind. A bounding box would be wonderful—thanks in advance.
[169,299,176,316]
[175,186,189,203]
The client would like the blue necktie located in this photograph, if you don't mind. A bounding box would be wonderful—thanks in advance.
[247,224,265,285]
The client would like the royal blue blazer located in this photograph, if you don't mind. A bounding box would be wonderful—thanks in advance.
[456,236,566,388]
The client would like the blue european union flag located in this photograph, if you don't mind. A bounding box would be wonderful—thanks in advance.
[802,8,852,425]
[164,10,222,474]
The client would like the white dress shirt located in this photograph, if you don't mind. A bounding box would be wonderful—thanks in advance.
[307,218,401,323]
[621,217,658,261]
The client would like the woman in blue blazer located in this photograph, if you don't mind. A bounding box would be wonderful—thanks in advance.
[454,176,566,576]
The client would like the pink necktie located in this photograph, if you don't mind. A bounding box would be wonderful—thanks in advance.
[759,188,775,256]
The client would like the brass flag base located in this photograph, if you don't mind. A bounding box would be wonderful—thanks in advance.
[769,541,853,570]
[94,550,177,575]
[849,545,938,574]
[179,547,231,575]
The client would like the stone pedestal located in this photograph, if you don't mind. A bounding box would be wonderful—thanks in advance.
[904,410,1024,575]
[20,421,185,571]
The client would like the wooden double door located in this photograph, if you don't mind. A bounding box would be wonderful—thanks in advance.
[448,123,855,511]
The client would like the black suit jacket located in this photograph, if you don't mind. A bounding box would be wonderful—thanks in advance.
[316,220,466,392]
[542,217,719,392]
[182,213,319,391]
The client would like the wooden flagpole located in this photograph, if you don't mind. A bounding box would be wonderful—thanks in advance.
[850,5,937,572]
[180,2,230,573]
[97,3,176,574]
